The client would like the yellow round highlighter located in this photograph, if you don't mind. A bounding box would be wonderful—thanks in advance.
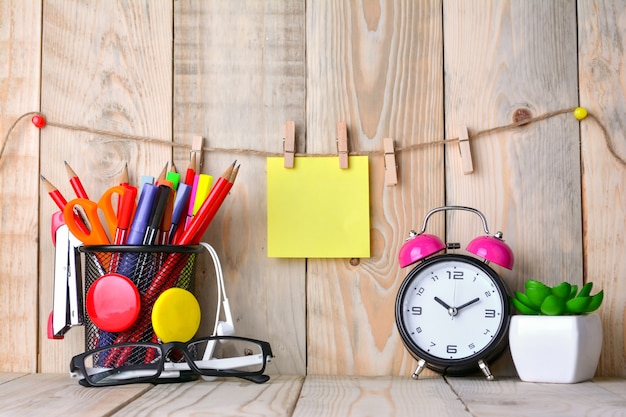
[151,288,201,343]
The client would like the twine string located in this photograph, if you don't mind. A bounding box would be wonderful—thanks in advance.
[1,108,624,167]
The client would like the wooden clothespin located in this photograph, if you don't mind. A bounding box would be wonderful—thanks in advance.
[191,135,204,169]
[283,120,296,168]
[383,137,398,186]
[336,121,349,169]
[457,125,474,174]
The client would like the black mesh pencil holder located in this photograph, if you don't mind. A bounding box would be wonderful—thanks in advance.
[80,245,203,358]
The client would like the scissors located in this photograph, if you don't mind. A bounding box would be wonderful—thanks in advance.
[63,185,137,245]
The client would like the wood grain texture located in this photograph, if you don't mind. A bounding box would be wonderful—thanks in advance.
[444,0,581,375]
[292,375,472,417]
[0,0,41,373]
[578,0,626,377]
[0,373,152,417]
[0,374,624,417]
[173,0,307,374]
[444,0,581,294]
[38,0,173,372]
[305,0,445,377]
[112,375,304,416]
[447,377,626,417]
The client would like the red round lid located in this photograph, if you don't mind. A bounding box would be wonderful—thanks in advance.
[86,273,140,332]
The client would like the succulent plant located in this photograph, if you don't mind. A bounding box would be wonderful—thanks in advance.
[511,280,603,315]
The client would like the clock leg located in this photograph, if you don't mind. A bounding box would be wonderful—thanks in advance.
[411,359,427,379]
[478,359,495,381]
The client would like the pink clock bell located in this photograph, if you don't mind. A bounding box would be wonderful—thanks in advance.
[398,206,514,269]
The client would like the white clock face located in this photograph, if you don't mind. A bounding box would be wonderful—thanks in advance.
[398,256,507,362]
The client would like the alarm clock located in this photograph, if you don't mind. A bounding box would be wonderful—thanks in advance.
[395,206,514,380]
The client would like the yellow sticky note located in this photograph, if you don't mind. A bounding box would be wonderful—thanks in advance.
[267,156,370,258]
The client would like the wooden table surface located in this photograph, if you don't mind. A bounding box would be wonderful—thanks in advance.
[1,374,624,417]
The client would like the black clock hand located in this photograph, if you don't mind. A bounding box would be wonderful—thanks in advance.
[434,296,452,310]
[434,297,457,317]
[455,297,480,312]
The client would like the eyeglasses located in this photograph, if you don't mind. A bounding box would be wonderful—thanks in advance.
[70,336,274,387]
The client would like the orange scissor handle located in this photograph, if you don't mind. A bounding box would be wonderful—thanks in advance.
[98,185,135,239]
[63,198,111,245]
[63,185,136,246]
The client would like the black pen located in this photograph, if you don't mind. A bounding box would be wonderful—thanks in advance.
[142,185,172,246]
[136,185,172,291]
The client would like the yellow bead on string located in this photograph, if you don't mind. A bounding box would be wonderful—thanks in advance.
[573,107,588,120]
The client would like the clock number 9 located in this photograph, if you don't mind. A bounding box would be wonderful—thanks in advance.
[411,306,422,315]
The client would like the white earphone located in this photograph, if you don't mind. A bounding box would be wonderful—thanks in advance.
[216,298,235,336]
[198,243,236,382]
[199,242,235,338]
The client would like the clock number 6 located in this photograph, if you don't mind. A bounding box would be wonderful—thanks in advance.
[446,345,458,354]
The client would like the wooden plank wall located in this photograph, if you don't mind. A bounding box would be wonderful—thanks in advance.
[0,0,624,378]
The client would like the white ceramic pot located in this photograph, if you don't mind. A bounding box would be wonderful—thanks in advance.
[509,313,602,383]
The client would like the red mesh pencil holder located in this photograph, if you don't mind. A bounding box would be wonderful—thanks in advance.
[80,245,203,356]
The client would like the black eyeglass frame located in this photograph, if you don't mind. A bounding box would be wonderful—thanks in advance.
[70,335,274,387]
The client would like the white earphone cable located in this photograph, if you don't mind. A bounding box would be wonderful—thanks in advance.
[198,242,229,337]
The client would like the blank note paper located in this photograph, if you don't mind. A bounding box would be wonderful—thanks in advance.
[267,156,370,258]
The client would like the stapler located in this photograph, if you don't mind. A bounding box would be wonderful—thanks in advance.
[48,211,84,339]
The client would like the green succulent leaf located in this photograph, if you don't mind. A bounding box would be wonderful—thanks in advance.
[515,280,603,315]
[567,285,578,300]
[525,280,550,290]
[513,291,537,309]
[526,285,552,309]
[584,290,604,313]
[540,295,566,315]
[511,297,540,315]
[551,282,572,299]
[565,296,591,314]
[577,282,593,298]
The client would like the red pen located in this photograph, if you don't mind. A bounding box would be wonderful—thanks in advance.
[41,175,90,235]
[114,185,138,244]
[64,161,89,199]
[184,152,196,186]
[108,185,137,273]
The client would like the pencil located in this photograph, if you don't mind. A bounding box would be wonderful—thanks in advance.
[115,162,130,215]
[41,175,90,234]
[117,162,129,186]
[177,161,238,245]
[64,161,89,199]
[156,162,168,184]
[189,164,239,244]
